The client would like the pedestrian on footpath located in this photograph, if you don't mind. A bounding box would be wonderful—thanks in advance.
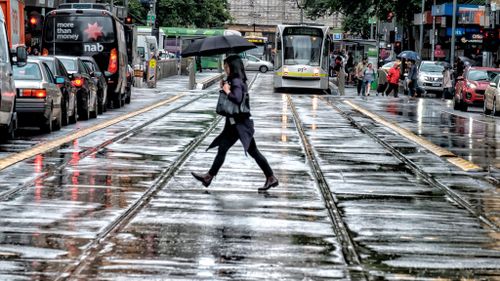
[442,66,453,100]
[407,60,418,99]
[355,57,368,95]
[336,65,346,96]
[361,62,376,96]
[191,55,279,191]
[376,65,388,96]
[385,62,401,97]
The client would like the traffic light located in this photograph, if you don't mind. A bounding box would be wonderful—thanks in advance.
[394,41,402,54]
[125,16,133,24]
[389,31,395,43]
[387,12,394,21]
[482,28,498,52]
[28,11,43,34]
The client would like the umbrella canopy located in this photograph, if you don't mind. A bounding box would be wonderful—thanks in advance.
[181,35,256,57]
[396,50,421,61]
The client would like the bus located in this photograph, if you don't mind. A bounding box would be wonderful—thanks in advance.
[274,25,331,92]
[41,8,128,108]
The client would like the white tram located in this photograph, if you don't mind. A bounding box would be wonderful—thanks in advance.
[274,25,331,92]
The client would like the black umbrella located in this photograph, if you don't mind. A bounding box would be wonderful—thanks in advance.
[396,50,421,61]
[181,35,256,57]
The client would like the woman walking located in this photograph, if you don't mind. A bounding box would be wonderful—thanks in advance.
[361,63,376,96]
[191,55,279,191]
[385,62,401,97]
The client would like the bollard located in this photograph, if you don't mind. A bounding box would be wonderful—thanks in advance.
[188,58,196,90]
[133,64,144,88]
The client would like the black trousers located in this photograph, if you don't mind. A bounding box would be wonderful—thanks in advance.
[208,133,274,178]
[385,83,399,97]
[356,78,363,95]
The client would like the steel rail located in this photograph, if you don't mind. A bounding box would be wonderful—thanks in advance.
[324,97,500,231]
[56,74,260,281]
[0,92,209,201]
[286,95,368,280]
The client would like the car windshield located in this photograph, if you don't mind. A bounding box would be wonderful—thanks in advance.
[383,62,394,69]
[59,58,77,72]
[468,70,500,81]
[13,63,42,80]
[420,63,444,72]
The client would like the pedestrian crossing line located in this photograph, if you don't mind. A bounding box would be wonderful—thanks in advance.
[0,94,186,172]
[344,100,482,172]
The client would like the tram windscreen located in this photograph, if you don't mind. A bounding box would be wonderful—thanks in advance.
[283,27,323,66]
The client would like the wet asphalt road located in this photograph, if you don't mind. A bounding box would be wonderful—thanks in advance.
[0,73,498,280]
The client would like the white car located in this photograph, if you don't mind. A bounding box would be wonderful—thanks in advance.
[417,61,449,96]
[244,54,273,73]
[484,74,500,115]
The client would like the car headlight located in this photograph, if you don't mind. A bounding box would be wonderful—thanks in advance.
[467,82,476,89]
[418,75,425,82]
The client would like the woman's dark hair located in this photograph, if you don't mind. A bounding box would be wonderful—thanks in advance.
[224,55,247,82]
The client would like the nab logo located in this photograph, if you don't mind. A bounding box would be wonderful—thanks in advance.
[84,43,104,52]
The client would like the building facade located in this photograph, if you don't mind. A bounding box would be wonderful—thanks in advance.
[226,0,343,34]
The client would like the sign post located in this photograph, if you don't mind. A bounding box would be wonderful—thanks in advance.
[147,57,157,88]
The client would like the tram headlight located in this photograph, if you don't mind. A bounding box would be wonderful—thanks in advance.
[283,67,289,76]
[313,68,320,77]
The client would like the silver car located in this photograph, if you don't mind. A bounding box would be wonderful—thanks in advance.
[484,74,500,115]
[417,61,448,94]
[13,58,64,133]
[244,54,273,73]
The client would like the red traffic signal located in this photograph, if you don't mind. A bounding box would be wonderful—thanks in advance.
[125,16,133,24]
[29,16,37,26]
[387,12,394,21]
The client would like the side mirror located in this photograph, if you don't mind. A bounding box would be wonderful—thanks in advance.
[15,46,27,67]
[89,71,95,77]
[490,82,497,87]
[55,76,65,84]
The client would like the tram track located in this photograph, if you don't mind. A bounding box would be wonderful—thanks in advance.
[0,92,210,201]
[323,97,500,231]
[53,74,259,281]
[286,95,367,280]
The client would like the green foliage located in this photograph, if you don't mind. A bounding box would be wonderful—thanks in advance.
[305,0,421,36]
[116,0,231,28]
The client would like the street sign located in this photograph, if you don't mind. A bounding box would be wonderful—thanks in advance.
[368,17,377,24]
[396,34,402,41]
[333,33,342,40]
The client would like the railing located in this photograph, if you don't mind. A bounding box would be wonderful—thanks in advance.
[156,59,178,79]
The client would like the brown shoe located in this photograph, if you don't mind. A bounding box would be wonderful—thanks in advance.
[259,175,279,191]
[191,172,213,187]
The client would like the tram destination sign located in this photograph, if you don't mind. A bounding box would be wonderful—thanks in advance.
[283,27,323,37]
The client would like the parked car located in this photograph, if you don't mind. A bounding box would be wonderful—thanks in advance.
[483,74,500,115]
[244,54,273,73]
[80,56,108,114]
[454,67,500,112]
[56,56,99,120]
[13,58,64,132]
[37,56,78,125]
[0,8,27,139]
[417,61,449,97]
[380,60,396,72]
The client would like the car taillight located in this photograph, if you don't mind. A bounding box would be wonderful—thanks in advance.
[108,48,118,74]
[72,78,84,87]
[21,89,46,98]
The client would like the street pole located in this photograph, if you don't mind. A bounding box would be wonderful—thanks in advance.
[483,0,494,67]
[450,0,457,64]
[431,0,436,61]
[296,0,305,24]
[419,0,425,57]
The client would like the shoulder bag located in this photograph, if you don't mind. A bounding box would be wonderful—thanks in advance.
[216,87,250,117]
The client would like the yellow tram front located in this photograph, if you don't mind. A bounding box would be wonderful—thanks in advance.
[274,25,330,92]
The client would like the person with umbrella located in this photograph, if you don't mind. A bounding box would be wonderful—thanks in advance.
[191,55,279,191]
[407,59,418,98]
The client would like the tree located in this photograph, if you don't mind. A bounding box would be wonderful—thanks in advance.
[305,0,420,38]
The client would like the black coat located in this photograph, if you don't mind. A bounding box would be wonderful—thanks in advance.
[207,77,254,153]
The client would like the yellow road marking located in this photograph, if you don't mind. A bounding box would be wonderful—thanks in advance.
[344,100,482,172]
[0,94,186,172]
